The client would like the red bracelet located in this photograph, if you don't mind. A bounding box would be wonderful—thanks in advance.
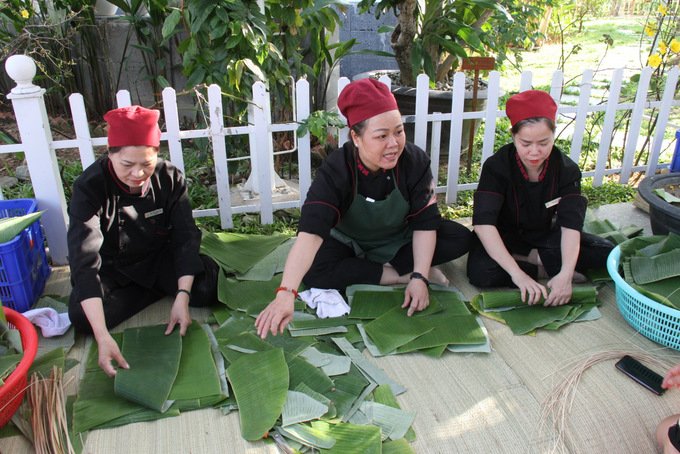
[276,287,299,299]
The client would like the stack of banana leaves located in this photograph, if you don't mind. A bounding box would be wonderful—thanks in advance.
[71,232,425,452]
[615,233,680,310]
[0,310,24,386]
[469,286,602,335]
[581,212,645,282]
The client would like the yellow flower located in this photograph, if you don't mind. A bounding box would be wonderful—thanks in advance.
[658,5,668,16]
[661,42,668,55]
[20,9,29,19]
[671,39,680,54]
[646,25,656,37]
[648,54,663,68]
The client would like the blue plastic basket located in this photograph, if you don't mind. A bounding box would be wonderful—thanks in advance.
[0,199,51,312]
[607,246,680,350]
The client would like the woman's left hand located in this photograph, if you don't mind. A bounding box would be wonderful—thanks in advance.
[545,272,573,306]
[166,295,192,335]
[402,278,429,316]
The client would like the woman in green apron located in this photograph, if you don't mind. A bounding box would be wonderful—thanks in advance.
[256,78,472,339]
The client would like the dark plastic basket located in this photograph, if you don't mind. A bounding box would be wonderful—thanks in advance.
[0,199,51,312]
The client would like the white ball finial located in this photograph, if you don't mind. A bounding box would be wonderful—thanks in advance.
[5,55,40,95]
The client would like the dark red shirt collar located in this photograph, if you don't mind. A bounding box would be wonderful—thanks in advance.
[515,151,549,182]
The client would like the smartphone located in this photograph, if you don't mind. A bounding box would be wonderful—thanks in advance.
[615,355,666,395]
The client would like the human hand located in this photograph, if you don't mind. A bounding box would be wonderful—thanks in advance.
[96,332,129,377]
[511,272,547,305]
[166,295,192,336]
[255,291,295,339]
[545,272,573,306]
[402,278,429,316]
[663,364,680,390]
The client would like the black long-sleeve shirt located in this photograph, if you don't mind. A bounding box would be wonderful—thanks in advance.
[67,156,203,302]
[298,141,440,239]
[473,142,588,244]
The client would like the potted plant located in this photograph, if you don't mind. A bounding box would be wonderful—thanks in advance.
[355,0,544,153]
[638,173,680,236]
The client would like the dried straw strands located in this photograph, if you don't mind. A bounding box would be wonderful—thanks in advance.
[27,367,75,454]
[540,349,676,453]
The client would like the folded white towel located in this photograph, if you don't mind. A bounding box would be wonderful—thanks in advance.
[21,307,71,337]
[299,288,351,319]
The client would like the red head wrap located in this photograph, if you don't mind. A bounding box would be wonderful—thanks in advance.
[505,90,558,127]
[104,106,162,148]
[338,78,400,127]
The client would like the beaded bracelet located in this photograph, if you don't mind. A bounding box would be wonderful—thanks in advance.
[175,289,192,302]
[275,286,299,299]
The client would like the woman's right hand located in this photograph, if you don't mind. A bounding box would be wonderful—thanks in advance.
[663,364,680,390]
[96,332,129,377]
[511,271,548,305]
[255,291,296,339]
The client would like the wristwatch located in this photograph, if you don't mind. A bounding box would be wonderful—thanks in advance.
[410,272,429,286]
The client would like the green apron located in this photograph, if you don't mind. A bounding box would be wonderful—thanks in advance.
[331,165,413,264]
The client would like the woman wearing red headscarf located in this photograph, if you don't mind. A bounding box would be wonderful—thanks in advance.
[467,90,614,306]
[255,78,471,339]
[67,106,218,376]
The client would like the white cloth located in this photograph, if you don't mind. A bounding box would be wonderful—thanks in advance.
[21,307,71,337]
[299,288,351,319]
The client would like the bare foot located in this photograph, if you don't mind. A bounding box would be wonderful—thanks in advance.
[572,271,588,283]
[428,267,450,287]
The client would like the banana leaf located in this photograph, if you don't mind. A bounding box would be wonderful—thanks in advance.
[429,289,471,316]
[357,323,395,357]
[235,238,295,281]
[276,423,337,450]
[200,231,290,274]
[300,348,351,376]
[289,325,348,337]
[332,337,406,395]
[349,291,442,319]
[630,249,680,284]
[359,400,415,441]
[218,274,283,312]
[263,330,316,355]
[343,382,378,422]
[382,438,417,453]
[420,345,448,357]
[168,322,224,411]
[618,235,669,260]
[634,276,680,309]
[396,315,486,353]
[497,305,574,335]
[217,332,274,364]
[114,325,182,413]
[0,210,44,243]
[318,422,382,453]
[653,188,680,204]
[285,351,335,394]
[363,307,434,355]
[213,312,258,341]
[203,324,230,397]
[0,353,22,382]
[227,348,289,441]
[290,316,360,329]
[479,286,598,311]
[281,390,329,426]
[372,384,416,441]
[74,368,171,434]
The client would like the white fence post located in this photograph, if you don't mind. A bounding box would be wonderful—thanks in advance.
[248,82,275,224]
[5,55,69,265]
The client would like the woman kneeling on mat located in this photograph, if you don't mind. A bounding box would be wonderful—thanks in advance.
[256,78,472,339]
[68,106,218,376]
[467,90,613,306]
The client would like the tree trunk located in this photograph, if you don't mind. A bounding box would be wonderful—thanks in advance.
[391,0,418,86]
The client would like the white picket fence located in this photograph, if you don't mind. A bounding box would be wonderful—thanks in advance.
[2,55,680,265]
